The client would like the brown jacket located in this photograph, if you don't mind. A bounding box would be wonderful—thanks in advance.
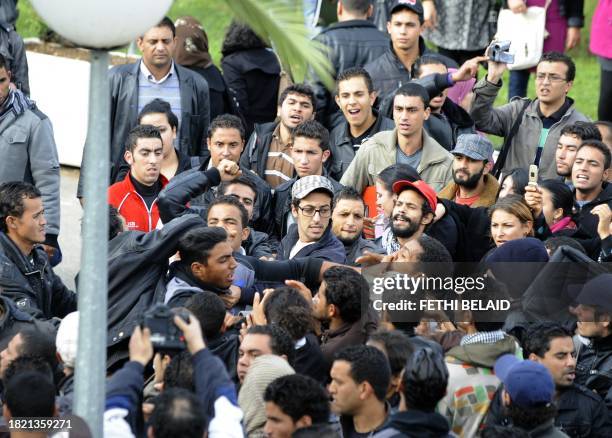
[438,173,499,208]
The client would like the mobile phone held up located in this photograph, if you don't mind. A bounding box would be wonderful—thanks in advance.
[528,164,538,186]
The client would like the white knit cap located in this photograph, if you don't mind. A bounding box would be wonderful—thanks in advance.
[56,311,79,368]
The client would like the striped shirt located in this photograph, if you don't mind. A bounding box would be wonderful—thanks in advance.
[264,124,294,188]
[138,61,182,134]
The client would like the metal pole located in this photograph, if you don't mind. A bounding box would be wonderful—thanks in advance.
[74,49,110,438]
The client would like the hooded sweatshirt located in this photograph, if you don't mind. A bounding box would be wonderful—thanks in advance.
[373,409,451,438]
[238,355,295,438]
[438,335,521,438]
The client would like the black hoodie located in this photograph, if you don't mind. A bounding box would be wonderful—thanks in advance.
[373,410,451,438]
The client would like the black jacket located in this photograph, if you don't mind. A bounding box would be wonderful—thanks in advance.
[294,333,328,384]
[221,48,280,137]
[186,64,232,122]
[485,382,612,438]
[208,333,240,383]
[0,295,56,351]
[0,233,76,320]
[243,228,277,258]
[277,224,347,264]
[312,19,389,129]
[106,214,205,364]
[365,39,457,109]
[575,334,612,405]
[424,98,476,151]
[574,183,612,240]
[195,160,273,235]
[272,174,344,239]
[329,110,395,180]
[240,121,278,181]
[158,164,274,235]
[373,410,451,438]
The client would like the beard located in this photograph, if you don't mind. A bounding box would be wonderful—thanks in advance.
[337,232,361,246]
[390,213,420,239]
[453,166,484,189]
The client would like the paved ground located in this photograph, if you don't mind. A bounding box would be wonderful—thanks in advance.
[55,166,82,290]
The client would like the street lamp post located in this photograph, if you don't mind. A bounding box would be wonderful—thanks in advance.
[28,2,172,436]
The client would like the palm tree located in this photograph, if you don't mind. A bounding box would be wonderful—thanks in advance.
[223,0,334,89]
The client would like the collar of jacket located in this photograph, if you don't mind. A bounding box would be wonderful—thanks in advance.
[386,37,428,70]
[0,232,46,275]
[171,261,231,296]
[574,182,612,208]
[438,174,500,207]
[340,402,390,438]
[283,222,336,257]
[130,60,186,82]
[118,170,170,195]
[371,128,451,172]
[524,96,576,121]
[589,332,612,351]
[321,19,379,32]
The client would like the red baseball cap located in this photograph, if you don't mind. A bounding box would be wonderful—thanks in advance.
[392,180,438,212]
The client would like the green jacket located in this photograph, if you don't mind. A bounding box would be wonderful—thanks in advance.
[339,128,453,193]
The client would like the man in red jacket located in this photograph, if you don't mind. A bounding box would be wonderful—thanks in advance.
[108,124,168,232]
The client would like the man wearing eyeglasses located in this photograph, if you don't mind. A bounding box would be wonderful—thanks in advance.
[276,175,346,263]
[471,50,589,180]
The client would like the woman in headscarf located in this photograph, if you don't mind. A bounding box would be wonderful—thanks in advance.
[174,16,231,121]
[238,354,295,438]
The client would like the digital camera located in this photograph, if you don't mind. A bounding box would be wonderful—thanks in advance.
[489,41,514,64]
[141,304,190,351]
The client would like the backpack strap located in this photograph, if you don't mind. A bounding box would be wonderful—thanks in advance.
[492,99,531,178]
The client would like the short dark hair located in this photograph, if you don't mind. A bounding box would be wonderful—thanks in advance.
[3,355,54,388]
[186,291,226,340]
[401,348,448,411]
[577,140,612,169]
[149,388,206,438]
[208,194,249,229]
[333,187,365,211]
[322,267,368,324]
[544,236,586,256]
[560,121,602,142]
[596,121,612,145]
[333,345,391,402]
[0,182,41,233]
[523,322,573,359]
[279,83,316,112]
[138,98,179,130]
[4,371,56,417]
[218,176,259,203]
[163,351,194,392]
[157,16,176,37]
[414,54,447,78]
[539,52,576,82]
[125,124,162,153]
[377,163,420,192]
[367,329,413,377]
[177,226,228,266]
[339,0,372,15]
[394,82,430,108]
[247,325,295,366]
[0,53,7,71]
[538,180,574,217]
[336,66,374,94]
[292,120,330,152]
[109,205,124,240]
[264,287,313,340]
[208,114,245,140]
[415,235,453,278]
[16,329,57,374]
[264,374,330,424]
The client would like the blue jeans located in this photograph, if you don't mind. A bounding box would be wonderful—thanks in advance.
[508,69,531,101]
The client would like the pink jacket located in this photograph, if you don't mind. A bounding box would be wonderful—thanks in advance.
[590,0,612,59]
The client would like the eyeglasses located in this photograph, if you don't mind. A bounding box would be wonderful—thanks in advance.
[535,73,567,83]
[297,205,332,217]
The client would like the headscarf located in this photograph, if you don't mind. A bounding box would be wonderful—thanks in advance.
[174,16,213,69]
[238,355,295,438]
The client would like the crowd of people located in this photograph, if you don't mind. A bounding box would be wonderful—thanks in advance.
[0,0,611,436]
